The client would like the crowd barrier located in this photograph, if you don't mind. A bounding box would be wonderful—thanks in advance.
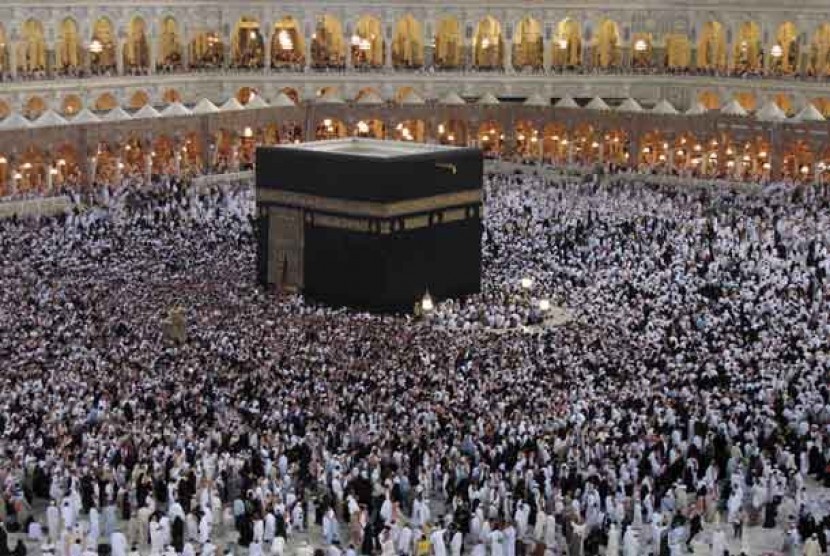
[192,171,254,192]
[0,195,72,219]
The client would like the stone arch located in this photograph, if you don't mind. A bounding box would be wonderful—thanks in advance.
[434,16,462,69]
[477,120,503,157]
[182,132,204,175]
[24,95,48,119]
[236,86,258,105]
[151,135,177,174]
[16,145,48,194]
[272,16,305,67]
[553,18,582,67]
[128,90,150,109]
[56,17,84,72]
[124,16,151,71]
[90,17,117,73]
[355,87,383,103]
[393,14,424,68]
[61,94,83,116]
[316,118,347,140]
[190,30,224,68]
[664,33,691,69]
[354,119,385,139]
[436,119,467,145]
[593,19,620,68]
[631,33,653,68]
[513,16,543,70]
[280,87,301,104]
[311,15,345,68]
[697,90,721,110]
[17,19,47,72]
[542,122,568,164]
[733,21,762,71]
[697,21,727,70]
[394,86,418,104]
[782,140,814,182]
[94,92,120,112]
[393,119,426,142]
[514,120,541,158]
[158,15,183,68]
[772,93,793,116]
[352,15,384,68]
[771,22,798,74]
[162,89,182,104]
[473,16,503,69]
[733,91,757,111]
[812,97,830,117]
[231,16,265,68]
[53,143,82,187]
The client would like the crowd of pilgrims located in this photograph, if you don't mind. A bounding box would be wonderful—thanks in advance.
[1,170,830,556]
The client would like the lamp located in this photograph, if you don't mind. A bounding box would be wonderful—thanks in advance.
[558,39,568,50]
[243,126,253,138]
[49,167,58,176]
[356,121,369,134]
[0,156,6,164]
[21,162,32,170]
[278,30,293,51]
[771,44,783,59]
[634,39,648,53]
[420,290,434,313]
[89,40,103,54]
[13,172,22,180]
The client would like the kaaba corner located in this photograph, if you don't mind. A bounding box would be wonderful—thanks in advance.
[255,138,483,312]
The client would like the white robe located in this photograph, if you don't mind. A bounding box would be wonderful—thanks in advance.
[622,529,638,556]
[606,525,620,556]
[450,532,463,556]
[489,529,504,556]
[544,515,556,548]
[111,532,128,556]
[710,529,726,556]
[503,526,516,556]
[264,513,276,542]
[88,508,100,544]
[48,504,61,542]
[431,529,447,556]
[150,522,164,555]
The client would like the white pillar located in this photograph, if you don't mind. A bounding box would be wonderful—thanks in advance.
[149,40,157,73]
[115,158,122,182]
[175,153,182,175]
[10,42,18,78]
[503,40,512,72]
[90,156,97,183]
[667,147,674,173]
[47,166,54,192]
[264,28,273,72]
[345,36,353,70]
[567,141,574,165]
[116,42,124,75]
[305,37,312,70]
[385,39,393,69]
[145,154,152,182]
[543,41,551,72]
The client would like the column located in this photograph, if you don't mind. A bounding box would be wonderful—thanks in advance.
[46,160,54,193]
[305,36,312,70]
[567,141,575,165]
[628,137,639,169]
[503,40,512,72]
[542,40,551,72]
[667,144,674,174]
[145,153,152,182]
[89,155,98,185]
[181,29,190,69]
[149,40,157,74]
[345,35,353,70]
[116,42,125,75]
[598,141,604,164]
[384,39,393,69]
[10,43,17,78]
[263,27,273,72]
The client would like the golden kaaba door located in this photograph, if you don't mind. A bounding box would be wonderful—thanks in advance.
[267,206,304,290]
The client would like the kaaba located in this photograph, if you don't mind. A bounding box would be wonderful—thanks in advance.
[255,138,483,312]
